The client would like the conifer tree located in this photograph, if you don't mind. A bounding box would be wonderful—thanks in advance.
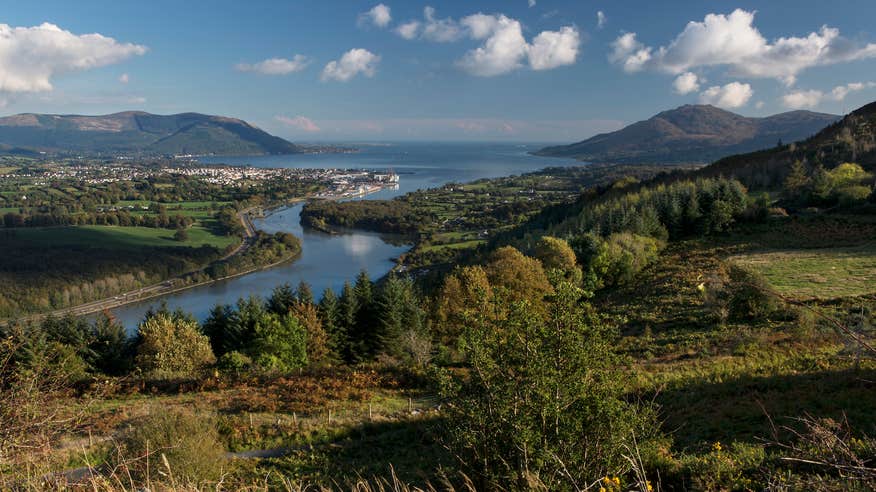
[266,283,296,315]
[296,281,314,306]
[318,288,345,362]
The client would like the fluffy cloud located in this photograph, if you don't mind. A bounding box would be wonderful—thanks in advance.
[396,21,420,40]
[782,90,823,109]
[457,14,528,76]
[610,9,876,85]
[421,7,464,42]
[398,8,578,76]
[0,22,146,94]
[359,4,391,29]
[394,7,462,42]
[119,73,130,84]
[673,72,700,95]
[831,82,876,101]
[235,55,310,75]
[783,82,876,108]
[394,7,580,75]
[699,82,753,108]
[275,115,321,132]
[321,49,380,82]
[528,0,536,7]
[597,11,607,29]
[529,26,580,71]
[609,32,652,73]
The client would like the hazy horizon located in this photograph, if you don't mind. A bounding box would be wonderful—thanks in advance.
[1,0,874,141]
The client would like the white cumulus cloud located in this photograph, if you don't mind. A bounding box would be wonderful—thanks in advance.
[699,82,753,109]
[359,4,392,29]
[528,26,580,71]
[275,115,321,132]
[421,7,464,42]
[458,14,528,76]
[609,32,652,73]
[597,11,607,29]
[0,22,147,94]
[235,55,310,75]
[321,49,381,82]
[831,82,876,101]
[610,9,876,85]
[783,81,876,108]
[782,90,824,109]
[673,72,700,94]
[396,21,420,40]
[396,8,579,76]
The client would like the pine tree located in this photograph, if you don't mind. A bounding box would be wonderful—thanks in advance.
[784,160,811,200]
[338,281,358,362]
[90,312,132,375]
[318,288,344,362]
[266,284,296,315]
[810,164,834,204]
[202,304,238,356]
[352,270,379,359]
[296,281,314,306]
[377,275,407,357]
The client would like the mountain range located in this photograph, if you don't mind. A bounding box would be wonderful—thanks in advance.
[535,105,840,164]
[0,111,302,156]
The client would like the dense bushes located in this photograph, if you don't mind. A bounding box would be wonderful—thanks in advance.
[574,232,664,290]
[784,161,875,208]
[117,409,226,485]
[134,311,216,379]
[301,200,424,235]
[442,277,655,489]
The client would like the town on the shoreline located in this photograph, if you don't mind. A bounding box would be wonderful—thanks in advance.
[0,158,399,199]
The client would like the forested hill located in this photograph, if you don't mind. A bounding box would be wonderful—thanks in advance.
[695,100,876,188]
[496,100,876,247]
[0,111,303,156]
[535,105,839,164]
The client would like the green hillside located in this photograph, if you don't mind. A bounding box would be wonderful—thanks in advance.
[0,111,302,156]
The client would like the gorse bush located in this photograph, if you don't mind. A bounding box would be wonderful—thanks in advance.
[444,279,656,490]
[727,265,781,322]
[117,408,226,486]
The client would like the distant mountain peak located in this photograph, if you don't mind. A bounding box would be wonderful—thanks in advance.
[536,105,840,164]
[0,111,301,156]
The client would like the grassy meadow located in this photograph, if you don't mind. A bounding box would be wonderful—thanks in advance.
[7,224,239,250]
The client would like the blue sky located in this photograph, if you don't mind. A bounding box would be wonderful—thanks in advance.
[1,0,875,142]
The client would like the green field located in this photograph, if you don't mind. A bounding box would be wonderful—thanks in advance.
[0,166,18,175]
[730,242,876,299]
[8,225,239,250]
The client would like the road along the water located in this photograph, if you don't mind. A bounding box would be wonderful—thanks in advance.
[67,143,577,331]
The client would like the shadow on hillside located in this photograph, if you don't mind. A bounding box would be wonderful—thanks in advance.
[280,416,454,487]
[654,367,876,450]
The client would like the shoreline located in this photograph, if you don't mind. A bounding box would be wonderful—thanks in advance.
[1,183,399,325]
